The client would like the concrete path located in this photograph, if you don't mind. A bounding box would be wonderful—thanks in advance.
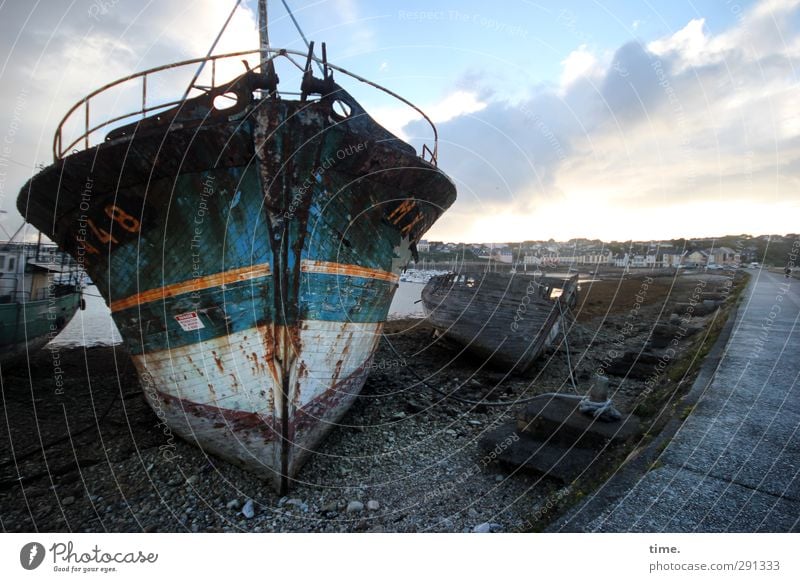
[555,270,800,532]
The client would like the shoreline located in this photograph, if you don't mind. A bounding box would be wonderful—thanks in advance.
[0,272,744,532]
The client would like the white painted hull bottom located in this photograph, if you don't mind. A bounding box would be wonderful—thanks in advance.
[131,320,383,491]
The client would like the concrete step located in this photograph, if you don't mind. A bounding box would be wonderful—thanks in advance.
[516,397,642,449]
[479,424,605,483]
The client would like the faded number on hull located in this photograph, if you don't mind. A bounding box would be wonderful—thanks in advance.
[74,204,142,258]
[105,204,140,233]
[86,218,118,244]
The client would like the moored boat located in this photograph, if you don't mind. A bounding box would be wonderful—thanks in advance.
[0,241,83,368]
[17,2,456,492]
[421,271,578,372]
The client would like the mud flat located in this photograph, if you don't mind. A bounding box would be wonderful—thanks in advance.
[0,271,746,532]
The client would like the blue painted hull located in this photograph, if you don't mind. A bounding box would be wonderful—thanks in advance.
[20,82,456,491]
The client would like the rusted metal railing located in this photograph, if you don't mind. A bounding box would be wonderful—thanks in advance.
[53,48,440,166]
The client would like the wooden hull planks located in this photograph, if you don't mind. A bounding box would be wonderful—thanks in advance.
[421,272,579,372]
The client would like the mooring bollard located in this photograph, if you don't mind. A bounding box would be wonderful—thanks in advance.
[580,374,621,421]
[588,374,609,403]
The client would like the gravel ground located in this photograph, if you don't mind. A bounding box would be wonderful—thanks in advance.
[0,272,734,533]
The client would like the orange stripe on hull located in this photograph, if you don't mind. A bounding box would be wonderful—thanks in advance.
[109,260,398,313]
[109,263,272,312]
[300,260,399,283]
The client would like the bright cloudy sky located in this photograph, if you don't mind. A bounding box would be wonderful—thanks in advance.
[0,0,798,243]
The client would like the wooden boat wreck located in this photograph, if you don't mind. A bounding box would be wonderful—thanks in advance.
[0,241,83,368]
[421,271,578,372]
[17,1,456,492]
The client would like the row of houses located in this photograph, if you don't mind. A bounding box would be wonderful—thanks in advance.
[417,239,752,269]
[520,247,741,268]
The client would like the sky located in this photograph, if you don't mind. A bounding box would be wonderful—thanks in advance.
[0,0,798,244]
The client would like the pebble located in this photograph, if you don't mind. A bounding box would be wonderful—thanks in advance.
[61,496,75,506]
[406,400,426,413]
[445,429,457,436]
[468,508,479,518]
[226,499,241,510]
[186,475,199,486]
[495,474,504,482]
[472,522,503,533]
[391,411,407,420]
[346,501,364,513]
[366,500,380,511]
[285,498,308,512]
[320,501,339,513]
[242,499,255,519]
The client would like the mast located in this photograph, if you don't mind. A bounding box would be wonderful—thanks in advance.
[259,0,270,64]
[259,0,279,96]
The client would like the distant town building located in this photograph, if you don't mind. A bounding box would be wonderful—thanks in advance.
[684,250,709,267]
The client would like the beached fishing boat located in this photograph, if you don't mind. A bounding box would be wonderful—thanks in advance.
[0,241,83,368]
[421,272,578,372]
[17,1,456,492]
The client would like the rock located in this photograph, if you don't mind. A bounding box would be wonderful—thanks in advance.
[61,496,75,506]
[320,501,339,514]
[467,507,479,518]
[285,498,308,512]
[346,501,364,513]
[186,474,199,486]
[494,474,504,482]
[242,499,255,519]
[439,517,455,530]
[406,400,426,413]
[226,499,241,510]
[445,429,457,437]
[468,420,482,426]
[472,522,503,533]
[391,411,407,420]
[366,500,380,511]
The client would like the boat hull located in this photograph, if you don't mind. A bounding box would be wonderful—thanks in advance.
[421,272,578,372]
[0,292,82,368]
[19,87,456,491]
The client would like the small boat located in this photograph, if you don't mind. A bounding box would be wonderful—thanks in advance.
[0,241,83,368]
[17,1,456,492]
[421,271,578,372]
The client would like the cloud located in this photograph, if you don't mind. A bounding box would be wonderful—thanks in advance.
[559,45,599,91]
[414,0,800,241]
[370,89,488,140]
[0,0,258,236]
